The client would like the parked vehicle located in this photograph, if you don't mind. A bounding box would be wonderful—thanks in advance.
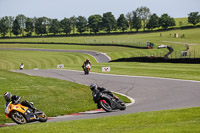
[5,102,47,124]
[92,89,126,112]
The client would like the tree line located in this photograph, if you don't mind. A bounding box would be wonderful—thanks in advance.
[0,6,200,37]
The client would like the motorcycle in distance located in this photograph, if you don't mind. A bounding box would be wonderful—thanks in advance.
[5,101,48,124]
[84,64,91,75]
[92,89,126,112]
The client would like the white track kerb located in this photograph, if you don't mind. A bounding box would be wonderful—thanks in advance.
[112,91,135,106]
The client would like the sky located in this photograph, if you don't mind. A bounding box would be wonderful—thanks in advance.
[0,0,200,20]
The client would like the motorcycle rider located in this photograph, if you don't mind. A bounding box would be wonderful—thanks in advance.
[90,83,119,100]
[82,59,91,71]
[19,63,24,70]
[3,92,36,112]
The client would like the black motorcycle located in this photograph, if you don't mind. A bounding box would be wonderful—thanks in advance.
[92,89,126,112]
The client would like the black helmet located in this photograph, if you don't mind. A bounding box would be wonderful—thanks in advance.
[4,92,12,101]
[90,83,97,91]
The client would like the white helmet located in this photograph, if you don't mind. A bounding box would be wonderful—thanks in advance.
[4,92,12,101]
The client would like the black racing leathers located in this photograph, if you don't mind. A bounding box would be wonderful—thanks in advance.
[97,87,114,97]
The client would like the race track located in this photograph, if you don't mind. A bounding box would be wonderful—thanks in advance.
[12,69,200,122]
[2,48,200,123]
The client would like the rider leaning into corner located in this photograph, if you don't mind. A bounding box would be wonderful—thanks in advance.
[90,83,119,107]
[3,92,36,112]
[82,59,92,71]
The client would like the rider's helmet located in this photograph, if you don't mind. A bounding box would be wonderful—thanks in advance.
[86,59,89,62]
[4,92,12,101]
[90,83,97,91]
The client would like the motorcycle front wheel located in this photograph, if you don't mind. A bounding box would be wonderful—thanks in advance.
[11,111,27,124]
[119,103,126,110]
[36,111,48,122]
[99,100,112,112]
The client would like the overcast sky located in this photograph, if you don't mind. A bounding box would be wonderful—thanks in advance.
[0,0,200,20]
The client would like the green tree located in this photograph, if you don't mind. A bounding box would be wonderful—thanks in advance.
[60,18,71,35]
[117,14,129,32]
[136,6,151,31]
[132,11,142,32]
[159,14,175,29]
[126,12,133,32]
[188,12,200,26]
[102,12,117,33]
[42,17,51,35]
[70,16,77,34]
[76,16,87,34]
[12,19,20,37]
[16,14,26,36]
[146,13,160,30]
[25,18,34,36]
[32,17,37,36]
[4,16,14,37]
[49,19,61,35]
[88,14,102,34]
[35,17,47,36]
[0,17,9,37]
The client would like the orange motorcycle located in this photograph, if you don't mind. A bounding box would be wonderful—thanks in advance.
[5,101,48,124]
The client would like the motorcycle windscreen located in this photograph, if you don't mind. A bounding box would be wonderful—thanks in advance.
[5,102,12,114]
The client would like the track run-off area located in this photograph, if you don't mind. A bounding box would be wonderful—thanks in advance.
[2,48,200,123]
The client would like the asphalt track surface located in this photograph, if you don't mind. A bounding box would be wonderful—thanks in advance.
[12,69,200,123]
[2,48,200,124]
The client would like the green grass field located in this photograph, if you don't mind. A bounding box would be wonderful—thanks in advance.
[0,28,200,132]
[0,69,131,124]
[0,107,199,132]
[0,49,200,81]
[0,44,169,60]
[1,28,200,58]
[0,50,97,70]
[0,69,95,124]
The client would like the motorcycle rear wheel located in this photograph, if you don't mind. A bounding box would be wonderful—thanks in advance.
[11,111,27,124]
[99,100,112,112]
[84,70,89,75]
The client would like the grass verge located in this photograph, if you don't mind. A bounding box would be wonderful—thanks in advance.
[0,107,199,132]
[0,69,130,124]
